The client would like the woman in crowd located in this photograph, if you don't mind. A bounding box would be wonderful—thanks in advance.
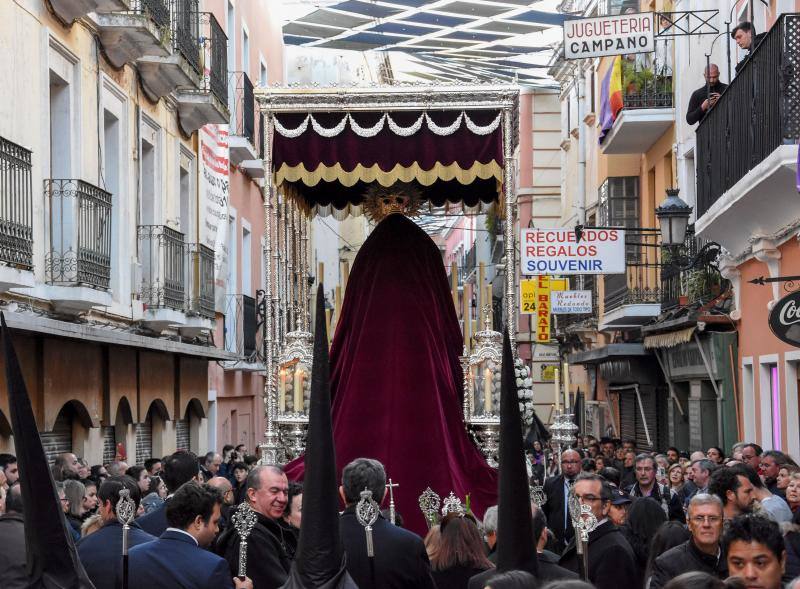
[621,498,668,586]
[667,463,687,505]
[424,524,442,563]
[707,446,726,465]
[786,473,800,513]
[777,465,800,495]
[218,444,235,479]
[126,465,151,495]
[595,455,606,471]
[528,440,546,485]
[63,479,87,542]
[430,513,494,589]
[141,475,167,514]
[644,521,691,587]
[283,481,303,532]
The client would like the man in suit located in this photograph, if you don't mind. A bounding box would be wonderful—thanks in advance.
[129,482,252,589]
[137,450,201,536]
[542,447,582,551]
[216,465,295,589]
[339,458,435,589]
[78,475,156,589]
[559,474,639,589]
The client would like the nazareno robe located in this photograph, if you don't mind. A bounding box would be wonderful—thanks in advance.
[286,213,498,534]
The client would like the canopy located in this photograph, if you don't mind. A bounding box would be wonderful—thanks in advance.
[259,85,519,217]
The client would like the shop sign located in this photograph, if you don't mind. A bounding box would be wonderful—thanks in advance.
[520,277,568,314]
[564,12,654,59]
[520,228,626,275]
[542,364,557,381]
[534,275,551,342]
[768,290,800,347]
[552,290,593,314]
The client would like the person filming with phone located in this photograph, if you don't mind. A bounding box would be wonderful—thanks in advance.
[686,64,727,125]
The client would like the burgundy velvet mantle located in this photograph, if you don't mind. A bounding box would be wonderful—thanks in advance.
[285,214,498,535]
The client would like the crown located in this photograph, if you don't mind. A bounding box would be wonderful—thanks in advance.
[441,491,466,517]
[362,182,424,223]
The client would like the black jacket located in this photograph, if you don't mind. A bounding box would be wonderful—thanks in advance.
[735,32,767,74]
[0,513,30,589]
[626,482,686,523]
[216,508,294,589]
[686,82,728,125]
[542,474,575,551]
[649,539,727,589]
[340,506,436,589]
[466,549,577,589]
[783,528,800,584]
[432,565,487,589]
[559,520,639,589]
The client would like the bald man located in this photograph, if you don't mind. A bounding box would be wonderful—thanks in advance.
[208,476,234,534]
[686,64,728,125]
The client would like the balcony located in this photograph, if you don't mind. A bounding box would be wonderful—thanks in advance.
[600,231,662,330]
[44,179,113,313]
[48,0,129,24]
[137,0,202,100]
[228,72,265,178]
[222,294,264,371]
[138,225,186,331]
[175,12,229,134]
[600,60,675,155]
[181,243,215,337]
[660,232,728,313]
[91,0,171,69]
[695,14,800,258]
[0,137,34,291]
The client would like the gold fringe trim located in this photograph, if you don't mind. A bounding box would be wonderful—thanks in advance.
[275,160,503,188]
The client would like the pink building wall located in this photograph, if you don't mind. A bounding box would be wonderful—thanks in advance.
[204,0,284,454]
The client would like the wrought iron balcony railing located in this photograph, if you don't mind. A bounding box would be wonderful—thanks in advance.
[45,179,112,289]
[660,230,727,312]
[172,0,200,75]
[132,0,171,29]
[696,13,800,218]
[138,225,186,311]
[230,71,255,144]
[0,137,33,269]
[621,59,673,110]
[603,231,662,313]
[186,243,214,319]
[201,12,228,108]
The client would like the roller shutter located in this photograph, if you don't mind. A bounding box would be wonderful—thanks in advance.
[176,418,190,452]
[102,426,116,464]
[41,407,73,465]
[136,420,152,465]
[619,389,636,445]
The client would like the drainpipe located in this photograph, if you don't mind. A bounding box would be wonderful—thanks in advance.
[576,64,587,225]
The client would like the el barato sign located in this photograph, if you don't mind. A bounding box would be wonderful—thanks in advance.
[520,228,626,275]
[564,12,654,59]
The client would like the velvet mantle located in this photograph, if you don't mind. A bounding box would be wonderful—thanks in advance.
[285,214,498,535]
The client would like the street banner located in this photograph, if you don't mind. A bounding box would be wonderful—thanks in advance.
[564,12,654,59]
[199,124,230,312]
[520,228,626,275]
[534,275,551,343]
[552,290,593,315]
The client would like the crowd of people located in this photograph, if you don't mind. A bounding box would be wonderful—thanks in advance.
[1,438,800,589]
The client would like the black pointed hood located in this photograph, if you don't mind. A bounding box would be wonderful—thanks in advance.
[496,330,538,576]
[1,313,96,588]
[281,286,356,589]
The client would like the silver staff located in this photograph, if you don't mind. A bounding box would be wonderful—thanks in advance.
[231,503,258,580]
[386,479,399,525]
[116,488,136,589]
[356,488,380,557]
[418,487,441,529]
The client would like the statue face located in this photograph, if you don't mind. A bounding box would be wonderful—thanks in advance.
[379,194,410,217]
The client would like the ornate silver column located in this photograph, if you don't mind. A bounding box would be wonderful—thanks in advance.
[502,107,517,352]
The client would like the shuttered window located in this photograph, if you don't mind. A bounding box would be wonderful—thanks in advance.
[41,406,73,465]
[176,418,190,452]
[102,426,116,464]
[136,420,152,465]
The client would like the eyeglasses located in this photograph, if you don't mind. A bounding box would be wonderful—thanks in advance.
[574,494,604,503]
[690,515,722,525]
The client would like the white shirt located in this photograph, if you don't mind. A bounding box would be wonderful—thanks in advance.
[166,527,199,546]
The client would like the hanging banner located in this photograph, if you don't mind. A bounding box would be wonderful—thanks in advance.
[564,12,654,59]
[552,290,593,314]
[199,124,230,312]
[520,228,626,275]
[534,275,551,343]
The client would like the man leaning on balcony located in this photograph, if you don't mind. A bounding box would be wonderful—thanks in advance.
[732,22,767,75]
[686,64,728,125]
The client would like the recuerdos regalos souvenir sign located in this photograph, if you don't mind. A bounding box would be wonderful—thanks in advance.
[563,12,654,59]
[768,290,800,347]
[520,228,626,275]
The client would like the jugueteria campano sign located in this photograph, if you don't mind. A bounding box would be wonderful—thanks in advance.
[563,12,654,59]
[768,290,800,347]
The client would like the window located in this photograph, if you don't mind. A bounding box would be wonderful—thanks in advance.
[242,27,250,74]
[598,177,639,227]
[242,226,251,295]
[770,364,781,450]
[260,60,268,86]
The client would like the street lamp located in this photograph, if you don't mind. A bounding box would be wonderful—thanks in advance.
[655,188,692,247]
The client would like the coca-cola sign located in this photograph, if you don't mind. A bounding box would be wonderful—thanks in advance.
[768,290,800,346]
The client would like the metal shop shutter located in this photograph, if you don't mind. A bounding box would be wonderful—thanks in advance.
[102,426,116,464]
[41,407,73,465]
[619,390,636,445]
[135,420,152,465]
[176,418,190,452]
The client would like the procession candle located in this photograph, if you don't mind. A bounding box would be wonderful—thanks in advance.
[484,367,493,413]
[478,262,486,311]
[325,309,332,344]
[463,283,472,351]
[342,260,350,293]
[485,284,493,326]
[451,261,459,315]
[293,367,304,412]
[554,367,561,412]
[279,369,287,413]
[318,262,324,285]
[563,362,571,413]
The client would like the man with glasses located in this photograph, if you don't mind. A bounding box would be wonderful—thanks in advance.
[542,448,583,551]
[649,494,727,589]
[626,454,685,522]
[558,473,639,589]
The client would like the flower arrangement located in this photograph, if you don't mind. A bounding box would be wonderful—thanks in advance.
[515,358,534,424]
